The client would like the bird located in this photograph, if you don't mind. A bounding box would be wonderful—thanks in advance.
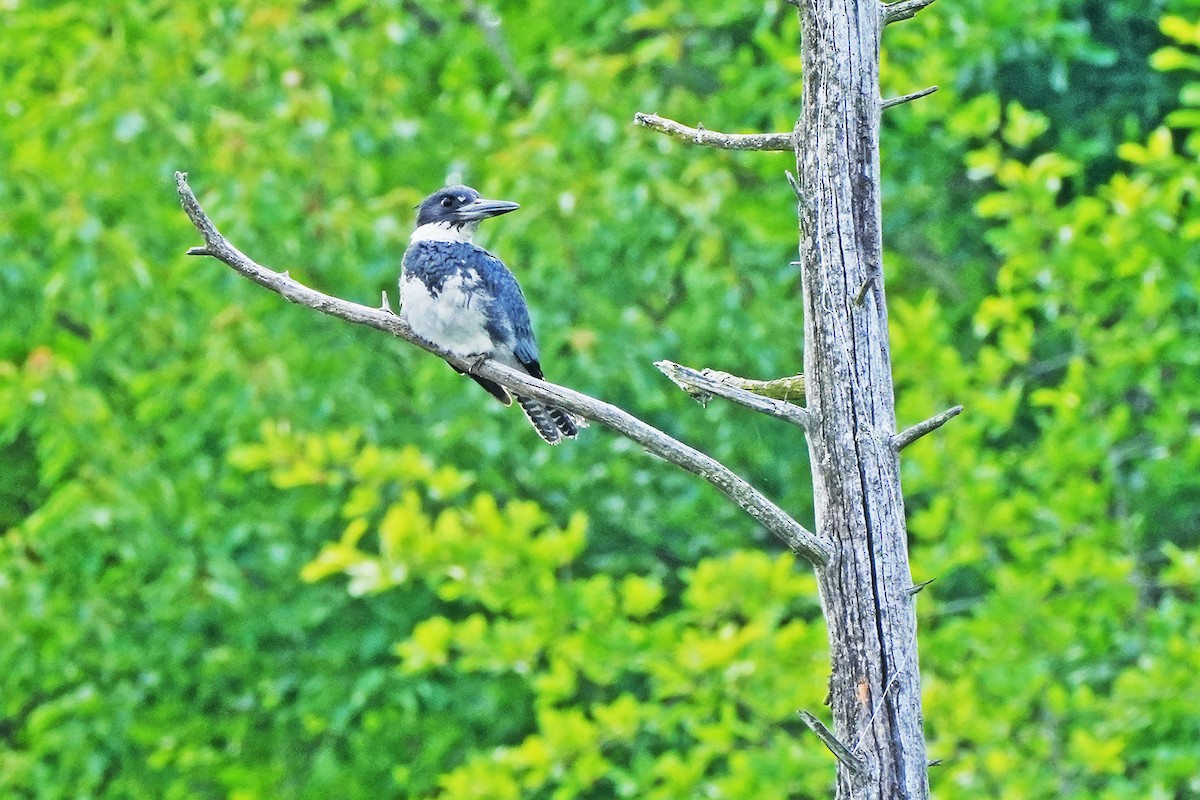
[399,184,582,444]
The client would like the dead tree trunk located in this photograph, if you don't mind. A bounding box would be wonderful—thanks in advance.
[180,1,948,794]
[797,0,932,796]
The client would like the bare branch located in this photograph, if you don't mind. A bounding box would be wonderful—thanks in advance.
[894,405,963,451]
[798,711,869,777]
[881,85,938,109]
[883,0,938,24]
[634,112,794,152]
[655,361,809,428]
[174,172,832,566]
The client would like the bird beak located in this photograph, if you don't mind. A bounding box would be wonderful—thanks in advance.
[455,197,520,221]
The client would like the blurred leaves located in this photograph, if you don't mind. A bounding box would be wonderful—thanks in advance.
[279,426,828,798]
[892,15,1200,795]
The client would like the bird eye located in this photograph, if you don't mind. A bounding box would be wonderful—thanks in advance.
[440,197,453,208]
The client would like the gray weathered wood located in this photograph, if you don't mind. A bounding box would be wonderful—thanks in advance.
[633,112,795,151]
[795,0,931,796]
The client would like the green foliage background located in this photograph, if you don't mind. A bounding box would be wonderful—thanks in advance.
[1,0,1198,797]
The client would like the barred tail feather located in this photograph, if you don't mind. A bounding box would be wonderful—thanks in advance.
[548,406,582,438]
[516,395,580,445]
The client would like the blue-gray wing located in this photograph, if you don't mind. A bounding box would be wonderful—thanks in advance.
[474,248,543,379]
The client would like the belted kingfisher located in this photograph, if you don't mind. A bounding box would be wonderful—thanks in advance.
[399,185,581,445]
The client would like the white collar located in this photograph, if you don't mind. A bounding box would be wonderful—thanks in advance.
[409,221,478,244]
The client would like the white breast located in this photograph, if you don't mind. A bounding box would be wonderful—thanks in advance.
[400,270,494,357]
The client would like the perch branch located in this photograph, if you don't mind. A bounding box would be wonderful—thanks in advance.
[634,112,794,152]
[894,405,963,451]
[655,361,808,427]
[174,172,832,566]
[798,711,869,777]
[882,85,938,110]
[883,0,938,24]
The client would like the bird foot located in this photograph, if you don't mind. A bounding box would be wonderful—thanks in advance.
[466,352,491,373]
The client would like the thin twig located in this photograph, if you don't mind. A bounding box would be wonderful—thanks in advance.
[655,361,808,427]
[798,711,869,777]
[907,578,935,596]
[785,170,802,200]
[883,0,938,24]
[881,85,938,109]
[634,112,794,152]
[174,172,832,567]
[894,405,963,451]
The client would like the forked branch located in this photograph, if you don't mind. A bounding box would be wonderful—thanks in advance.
[174,172,832,566]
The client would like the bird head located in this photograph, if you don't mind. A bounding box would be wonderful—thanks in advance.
[415,185,520,228]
